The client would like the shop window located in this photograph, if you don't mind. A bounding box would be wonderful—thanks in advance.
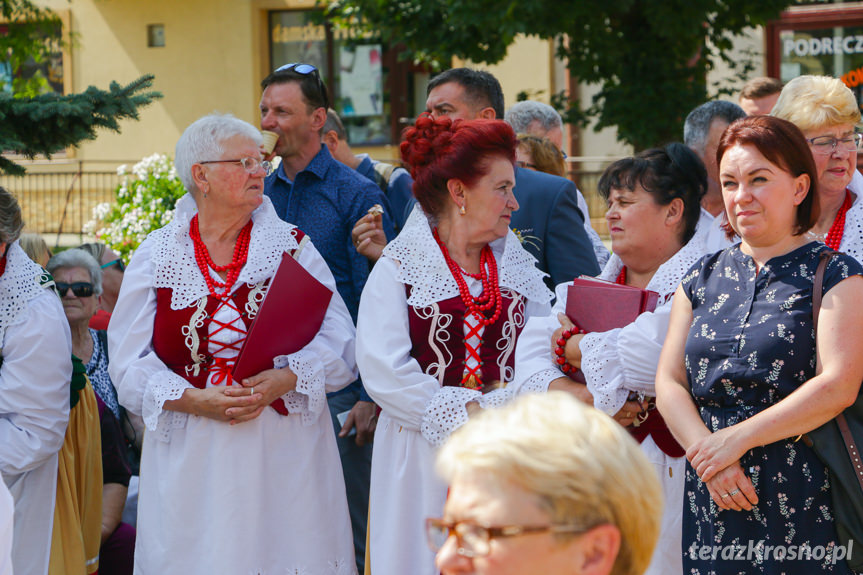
[767,5,863,110]
[0,20,64,96]
[268,10,419,146]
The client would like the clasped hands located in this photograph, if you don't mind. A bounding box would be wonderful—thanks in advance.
[185,367,298,425]
[687,426,759,512]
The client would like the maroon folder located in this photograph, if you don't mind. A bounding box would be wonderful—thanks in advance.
[563,276,659,384]
[565,276,659,333]
[232,251,333,383]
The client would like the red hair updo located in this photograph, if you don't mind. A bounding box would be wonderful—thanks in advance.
[400,113,517,218]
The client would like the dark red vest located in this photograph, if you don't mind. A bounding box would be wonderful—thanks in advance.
[407,287,526,393]
[151,233,309,416]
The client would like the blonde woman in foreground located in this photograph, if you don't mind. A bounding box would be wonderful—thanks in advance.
[429,392,662,575]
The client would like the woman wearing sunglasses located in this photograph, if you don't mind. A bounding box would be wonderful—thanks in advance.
[79,242,126,330]
[108,114,357,574]
[771,75,863,260]
[47,248,136,574]
[0,187,72,574]
[430,392,661,575]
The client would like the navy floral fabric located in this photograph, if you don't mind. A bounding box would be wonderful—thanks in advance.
[681,242,863,574]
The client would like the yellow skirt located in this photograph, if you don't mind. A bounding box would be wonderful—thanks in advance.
[49,379,103,575]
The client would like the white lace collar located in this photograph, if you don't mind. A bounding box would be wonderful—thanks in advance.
[150,194,299,310]
[598,233,707,303]
[0,241,52,333]
[383,205,552,307]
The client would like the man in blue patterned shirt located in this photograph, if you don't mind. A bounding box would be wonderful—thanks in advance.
[260,63,394,573]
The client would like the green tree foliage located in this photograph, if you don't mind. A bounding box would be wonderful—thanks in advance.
[0,0,161,174]
[324,0,793,150]
[0,75,161,174]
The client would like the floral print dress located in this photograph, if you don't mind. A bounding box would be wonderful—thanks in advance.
[681,242,863,574]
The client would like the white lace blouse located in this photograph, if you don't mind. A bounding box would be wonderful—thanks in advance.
[357,206,553,446]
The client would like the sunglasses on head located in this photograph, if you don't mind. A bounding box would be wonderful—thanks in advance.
[56,282,94,298]
[273,62,329,110]
[101,258,126,272]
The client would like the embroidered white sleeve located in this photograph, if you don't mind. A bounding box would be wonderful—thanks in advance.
[580,330,629,416]
[516,368,561,395]
[141,370,192,441]
[274,349,326,426]
[476,387,512,409]
[420,386,482,447]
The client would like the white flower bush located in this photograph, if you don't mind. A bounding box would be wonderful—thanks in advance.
[83,153,186,262]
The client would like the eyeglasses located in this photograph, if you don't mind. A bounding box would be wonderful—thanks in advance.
[806,133,862,155]
[56,282,95,298]
[273,62,330,110]
[425,518,588,558]
[100,258,125,273]
[199,157,273,175]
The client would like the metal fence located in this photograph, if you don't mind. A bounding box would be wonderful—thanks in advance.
[2,159,613,246]
[2,161,124,246]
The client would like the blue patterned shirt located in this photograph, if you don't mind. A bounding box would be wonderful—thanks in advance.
[265,145,395,400]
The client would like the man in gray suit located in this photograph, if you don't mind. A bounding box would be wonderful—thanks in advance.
[425,68,599,287]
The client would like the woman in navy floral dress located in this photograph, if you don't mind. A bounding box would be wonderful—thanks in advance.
[657,115,863,574]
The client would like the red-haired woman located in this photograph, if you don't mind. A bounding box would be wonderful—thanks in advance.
[356,115,552,575]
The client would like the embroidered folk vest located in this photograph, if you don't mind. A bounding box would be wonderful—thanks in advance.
[407,287,526,393]
[152,232,308,416]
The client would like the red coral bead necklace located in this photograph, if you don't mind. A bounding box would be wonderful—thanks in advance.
[189,214,253,298]
[432,227,502,326]
[824,189,853,250]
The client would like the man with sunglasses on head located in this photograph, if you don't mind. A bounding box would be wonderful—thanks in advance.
[260,62,395,573]
[425,68,599,290]
[79,242,125,330]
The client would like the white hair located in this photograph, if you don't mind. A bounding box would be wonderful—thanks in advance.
[174,113,263,194]
[505,100,563,135]
[47,248,103,295]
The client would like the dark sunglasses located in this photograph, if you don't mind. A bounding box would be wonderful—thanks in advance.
[56,282,94,298]
[273,62,329,110]
[101,258,126,272]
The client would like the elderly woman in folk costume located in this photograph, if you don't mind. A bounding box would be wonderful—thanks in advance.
[771,75,863,261]
[356,114,553,575]
[512,143,709,575]
[0,186,72,575]
[108,114,357,574]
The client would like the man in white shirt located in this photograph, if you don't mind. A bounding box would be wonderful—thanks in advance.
[683,100,747,253]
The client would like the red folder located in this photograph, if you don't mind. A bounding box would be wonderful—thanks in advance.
[232,251,333,383]
[565,276,659,333]
[563,276,658,384]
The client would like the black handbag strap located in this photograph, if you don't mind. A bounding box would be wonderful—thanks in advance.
[812,249,863,493]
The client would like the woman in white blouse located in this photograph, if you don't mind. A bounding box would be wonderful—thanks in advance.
[356,114,552,575]
[512,143,708,575]
[0,186,72,575]
[108,114,357,574]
